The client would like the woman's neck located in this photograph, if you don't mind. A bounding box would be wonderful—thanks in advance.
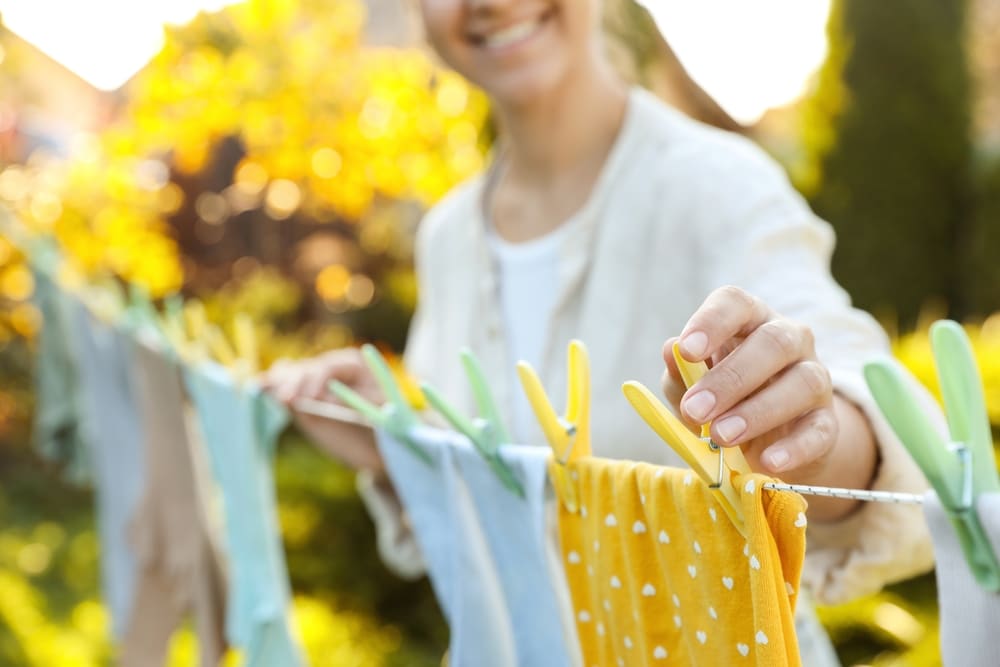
[495,62,629,183]
[488,60,629,242]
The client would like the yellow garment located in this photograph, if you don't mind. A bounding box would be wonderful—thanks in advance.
[555,459,807,666]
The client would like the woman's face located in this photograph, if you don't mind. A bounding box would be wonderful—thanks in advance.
[418,0,602,108]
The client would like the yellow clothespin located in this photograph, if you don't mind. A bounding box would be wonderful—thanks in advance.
[517,339,592,513]
[181,298,212,363]
[232,312,260,379]
[622,342,749,535]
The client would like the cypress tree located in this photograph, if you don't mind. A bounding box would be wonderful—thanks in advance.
[801,0,972,325]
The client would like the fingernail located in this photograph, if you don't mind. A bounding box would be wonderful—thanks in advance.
[715,415,746,443]
[680,331,708,359]
[683,390,716,422]
[765,447,791,471]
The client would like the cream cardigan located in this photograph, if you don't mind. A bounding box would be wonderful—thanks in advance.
[360,88,940,606]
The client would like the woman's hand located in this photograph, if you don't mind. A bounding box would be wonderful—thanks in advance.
[262,348,385,474]
[661,286,877,520]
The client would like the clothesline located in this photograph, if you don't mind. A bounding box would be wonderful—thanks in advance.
[292,396,929,506]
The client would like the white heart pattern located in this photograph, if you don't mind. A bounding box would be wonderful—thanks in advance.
[658,530,670,544]
[653,646,668,659]
[693,540,702,554]
[603,599,612,612]
[568,551,581,564]
[605,513,618,527]
[749,555,761,570]
[755,630,769,645]
[709,606,718,619]
[708,507,717,522]
[587,565,594,577]
[640,493,646,505]
[696,630,707,644]
[795,512,807,528]
[624,636,633,649]
[737,643,750,657]
[684,472,694,486]
[674,614,683,628]
[581,506,588,518]
[578,610,591,622]
[743,543,750,557]
[687,564,697,578]
[597,622,605,636]
[672,593,681,607]
[722,576,734,590]
[594,540,601,552]
[642,583,657,597]
[744,479,756,493]
[610,575,623,589]
[633,520,647,534]
[786,581,795,595]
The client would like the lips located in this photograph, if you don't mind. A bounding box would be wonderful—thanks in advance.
[469,9,553,51]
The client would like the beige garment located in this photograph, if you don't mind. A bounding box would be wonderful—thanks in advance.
[362,87,941,605]
[121,339,227,667]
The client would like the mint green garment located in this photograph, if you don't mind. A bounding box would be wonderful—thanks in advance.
[183,362,305,667]
[31,271,90,483]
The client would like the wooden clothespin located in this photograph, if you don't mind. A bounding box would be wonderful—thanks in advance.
[622,342,749,536]
[865,319,1000,591]
[328,344,432,465]
[517,339,592,513]
[421,349,525,498]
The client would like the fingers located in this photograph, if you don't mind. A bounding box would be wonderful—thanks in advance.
[704,359,832,448]
[660,337,686,407]
[753,406,839,476]
[261,348,373,408]
[678,286,773,362]
[680,319,817,424]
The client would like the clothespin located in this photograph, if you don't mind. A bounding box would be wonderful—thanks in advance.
[232,313,260,380]
[182,299,212,362]
[160,293,189,355]
[421,349,525,498]
[865,319,1000,591]
[621,342,749,536]
[328,344,432,465]
[516,339,592,513]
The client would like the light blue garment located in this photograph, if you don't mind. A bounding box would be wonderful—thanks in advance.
[452,443,580,667]
[924,491,1000,667]
[183,362,304,667]
[31,272,90,483]
[376,426,516,667]
[65,298,145,639]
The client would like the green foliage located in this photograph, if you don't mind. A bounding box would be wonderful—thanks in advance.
[963,152,1000,315]
[800,0,972,326]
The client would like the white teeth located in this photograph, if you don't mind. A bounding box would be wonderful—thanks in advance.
[482,18,542,49]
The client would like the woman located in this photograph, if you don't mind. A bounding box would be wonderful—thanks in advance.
[264,1,938,663]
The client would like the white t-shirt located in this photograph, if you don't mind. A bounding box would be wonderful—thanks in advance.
[486,220,578,442]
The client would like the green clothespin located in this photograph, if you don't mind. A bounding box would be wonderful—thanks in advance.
[328,344,432,465]
[420,349,525,498]
[864,319,1000,591]
[126,282,163,333]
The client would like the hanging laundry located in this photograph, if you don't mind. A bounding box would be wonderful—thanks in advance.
[556,460,806,666]
[120,340,227,667]
[64,298,146,639]
[31,272,90,483]
[183,362,305,667]
[923,491,1000,666]
[375,426,517,667]
[451,443,581,667]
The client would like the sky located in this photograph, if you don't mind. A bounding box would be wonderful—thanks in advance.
[0,0,833,125]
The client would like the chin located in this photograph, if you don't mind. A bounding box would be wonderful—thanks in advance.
[480,61,571,109]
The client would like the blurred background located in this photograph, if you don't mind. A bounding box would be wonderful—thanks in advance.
[0,0,999,664]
